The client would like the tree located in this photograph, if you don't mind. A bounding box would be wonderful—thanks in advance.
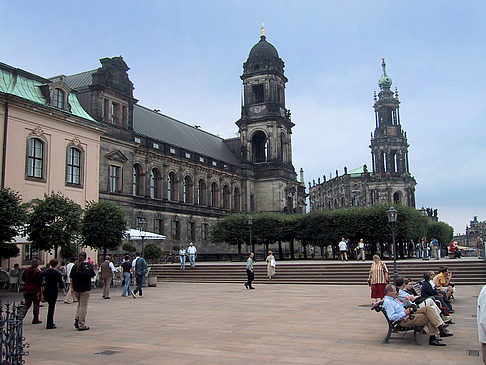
[144,243,162,263]
[60,244,77,260]
[26,192,82,259]
[81,200,127,258]
[210,214,249,254]
[0,188,27,259]
[122,243,136,253]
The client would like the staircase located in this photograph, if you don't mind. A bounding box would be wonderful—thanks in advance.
[150,258,486,286]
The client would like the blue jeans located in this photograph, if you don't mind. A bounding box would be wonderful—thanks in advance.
[189,254,196,268]
[180,255,186,270]
[121,272,132,296]
[134,274,144,296]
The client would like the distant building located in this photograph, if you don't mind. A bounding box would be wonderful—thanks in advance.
[0,62,103,267]
[465,216,486,247]
[309,59,416,211]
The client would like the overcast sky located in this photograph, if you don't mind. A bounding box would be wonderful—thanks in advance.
[3,1,485,234]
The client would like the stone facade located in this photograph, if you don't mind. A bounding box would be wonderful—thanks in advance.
[309,59,416,211]
[63,32,306,254]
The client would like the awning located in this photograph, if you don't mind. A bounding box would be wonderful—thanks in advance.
[125,229,166,240]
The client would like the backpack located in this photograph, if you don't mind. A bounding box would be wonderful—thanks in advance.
[135,257,148,276]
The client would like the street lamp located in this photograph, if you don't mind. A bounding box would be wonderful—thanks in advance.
[247,215,254,256]
[419,207,427,259]
[387,206,398,285]
[137,215,147,257]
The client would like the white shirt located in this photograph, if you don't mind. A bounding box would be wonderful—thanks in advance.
[66,262,75,283]
[478,285,486,343]
[358,241,365,249]
[179,249,186,256]
[108,261,115,272]
[187,245,197,255]
[338,241,347,251]
[132,256,140,268]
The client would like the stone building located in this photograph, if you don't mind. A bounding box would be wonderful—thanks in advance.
[61,30,306,254]
[309,59,416,211]
[465,216,486,247]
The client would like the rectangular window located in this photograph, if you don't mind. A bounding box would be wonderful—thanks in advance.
[66,147,81,185]
[212,161,217,167]
[187,222,195,241]
[53,88,65,109]
[252,84,264,103]
[104,99,110,122]
[185,152,191,159]
[24,244,39,262]
[155,218,164,235]
[134,137,141,144]
[169,148,176,154]
[109,165,121,192]
[27,138,44,178]
[201,223,208,241]
[122,105,128,124]
[171,220,180,240]
[111,102,119,124]
[199,157,205,163]
[153,143,159,149]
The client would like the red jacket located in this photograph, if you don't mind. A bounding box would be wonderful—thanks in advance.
[21,266,42,292]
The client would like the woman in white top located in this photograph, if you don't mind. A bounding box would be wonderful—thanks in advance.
[266,251,276,279]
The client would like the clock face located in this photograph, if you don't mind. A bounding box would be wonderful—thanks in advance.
[387,126,397,136]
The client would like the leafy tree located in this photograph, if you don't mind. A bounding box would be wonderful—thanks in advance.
[122,243,136,253]
[0,188,27,259]
[81,200,127,258]
[210,214,249,254]
[60,244,77,260]
[27,192,82,259]
[427,221,454,248]
[144,243,162,262]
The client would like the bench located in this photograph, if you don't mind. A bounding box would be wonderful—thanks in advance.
[371,304,425,344]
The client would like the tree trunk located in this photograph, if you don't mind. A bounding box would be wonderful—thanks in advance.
[237,242,241,254]
[278,241,283,260]
[303,242,307,259]
[290,239,295,260]
[265,243,269,255]
[54,244,58,259]
[103,248,107,260]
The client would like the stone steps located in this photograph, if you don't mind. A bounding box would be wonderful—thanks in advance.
[150,258,486,285]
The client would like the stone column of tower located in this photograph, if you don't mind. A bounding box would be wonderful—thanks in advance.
[236,29,305,213]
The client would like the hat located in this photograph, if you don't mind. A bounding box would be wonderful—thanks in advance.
[189,242,194,245]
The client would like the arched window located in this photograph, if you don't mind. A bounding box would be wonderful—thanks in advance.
[197,179,206,205]
[27,138,44,179]
[183,176,193,204]
[223,185,230,210]
[53,88,65,109]
[279,133,285,161]
[393,191,401,205]
[132,164,143,196]
[210,182,218,207]
[150,168,161,199]
[168,172,177,201]
[233,187,241,212]
[66,147,81,185]
[251,131,267,163]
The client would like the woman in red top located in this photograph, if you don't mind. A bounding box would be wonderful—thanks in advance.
[21,259,43,324]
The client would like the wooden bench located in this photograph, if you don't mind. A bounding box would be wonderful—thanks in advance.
[371,304,425,344]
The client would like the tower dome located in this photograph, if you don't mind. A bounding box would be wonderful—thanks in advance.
[248,35,279,59]
[378,58,392,89]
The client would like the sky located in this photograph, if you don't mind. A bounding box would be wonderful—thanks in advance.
[3,1,485,234]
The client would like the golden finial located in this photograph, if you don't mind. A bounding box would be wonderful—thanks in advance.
[261,23,265,37]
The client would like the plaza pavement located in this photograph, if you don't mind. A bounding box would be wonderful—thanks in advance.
[6,282,484,365]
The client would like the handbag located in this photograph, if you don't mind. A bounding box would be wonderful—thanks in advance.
[270,258,276,268]
[39,286,46,303]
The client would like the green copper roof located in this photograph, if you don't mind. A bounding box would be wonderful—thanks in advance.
[347,166,364,176]
[0,65,96,123]
[378,58,392,88]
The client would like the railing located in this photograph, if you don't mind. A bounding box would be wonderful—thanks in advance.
[0,301,29,364]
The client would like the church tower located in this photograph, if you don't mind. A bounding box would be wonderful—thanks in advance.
[236,27,305,213]
[369,58,416,206]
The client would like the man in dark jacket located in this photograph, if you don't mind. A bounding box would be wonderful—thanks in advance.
[21,259,43,324]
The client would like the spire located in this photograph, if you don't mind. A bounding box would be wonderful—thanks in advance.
[381,57,387,76]
[378,57,392,90]
[261,23,265,37]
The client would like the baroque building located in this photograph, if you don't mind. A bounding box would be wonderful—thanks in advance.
[60,29,306,254]
[309,59,416,211]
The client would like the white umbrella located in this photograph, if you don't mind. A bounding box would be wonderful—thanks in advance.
[125,229,166,240]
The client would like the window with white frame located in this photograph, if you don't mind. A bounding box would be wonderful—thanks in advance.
[66,147,81,185]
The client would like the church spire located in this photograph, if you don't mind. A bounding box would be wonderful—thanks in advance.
[261,23,265,37]
[379,57,393,90]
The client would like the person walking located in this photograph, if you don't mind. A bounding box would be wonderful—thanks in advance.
[478,234,484,259]
[430,237,439,260]
[121,255,135,298]
[132,252,148,298]
[42,259,65,329]
[21,259,43,324]
[367,254,389,302]
[100,255,115,299]
[338,237,348,261]
[354,239,366,261]
[70,252,96,331]
[244,252,255,289]
[64,257,77,304]
[179,246,187,270]
[187,242,197,268]
[266,250,276,279]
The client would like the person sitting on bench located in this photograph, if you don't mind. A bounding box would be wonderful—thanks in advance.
[382,284,453,346]
[434,267,454,300]
[422,272,454,314]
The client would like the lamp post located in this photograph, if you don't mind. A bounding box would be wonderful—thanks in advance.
[387,206,398,285]
[419,207,427,259]
[248,215,254,256]
[137,215,147,258]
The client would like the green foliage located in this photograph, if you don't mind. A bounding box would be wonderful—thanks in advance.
[144,243,162,261]
[122,243,136,252]
[0,188,27,259]
[26,192,82,257]
[171,245,180,251]
[427,221,454,246]
[60,244,77,260]
[81,200,127,255]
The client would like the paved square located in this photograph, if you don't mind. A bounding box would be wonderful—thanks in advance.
[18,283,483,364]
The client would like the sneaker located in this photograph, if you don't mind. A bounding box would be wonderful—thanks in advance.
[32,319,42,324]
[131,293,136,299]
[429,338,446,346]
[74,318,79,329]
[46,324,56,329]
[78,326,90,331]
